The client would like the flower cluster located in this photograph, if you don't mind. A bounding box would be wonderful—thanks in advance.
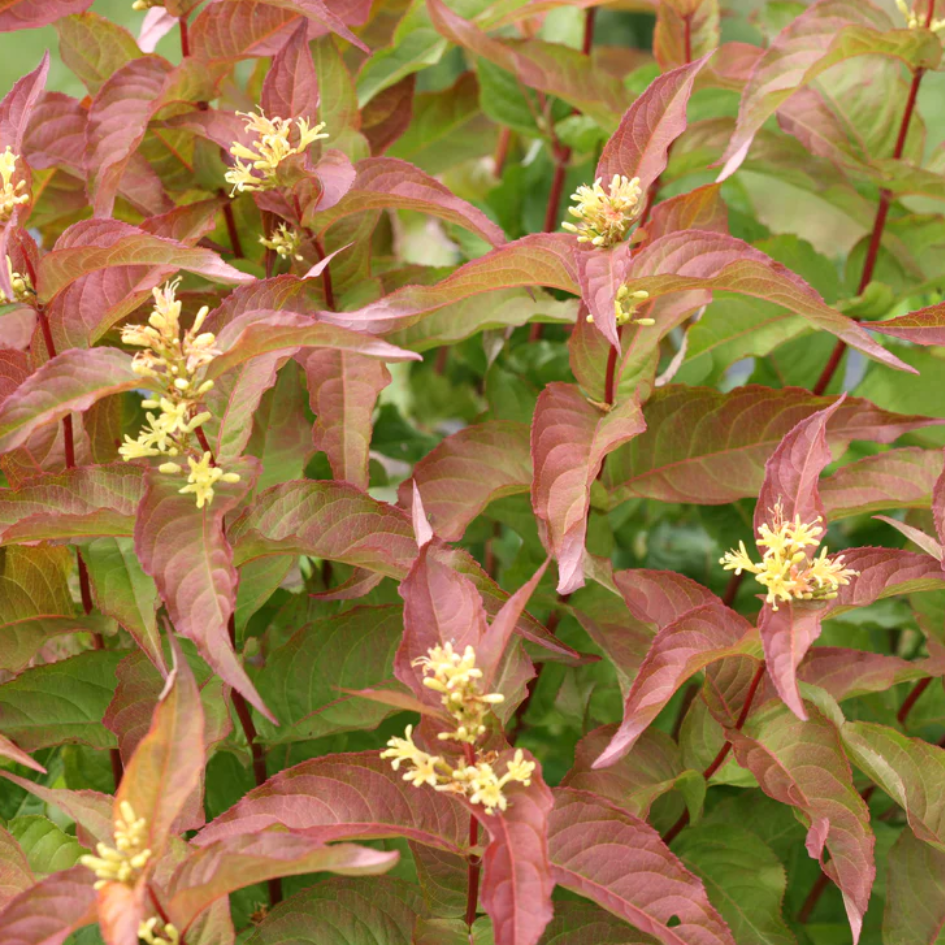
[79,801,151,889]
[259,223,304,261]
[720,503,858,610]
[138,918,180,945]
[586,286,654,328]
[562,174,643,247]
[119,280,239,508]
[131,0,162,9]
[225,109,329,194]
[382,726,535,815]
[381,644,535,815]
[0,256,31,304]
[0,147,29,221]
[895,0,945,32]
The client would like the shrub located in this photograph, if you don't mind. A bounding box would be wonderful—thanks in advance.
[1,2,945,944]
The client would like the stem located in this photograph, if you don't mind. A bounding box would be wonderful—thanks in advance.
[493,127,512,178]
[683,11,692,65]
[603,339,619,406]
[464,744,482,930]
[226,615,283,906]
[797,871,832,925]
[261,210,275,279]
[722,571,744,608]
[812,53,927,396]
[150,886,187,944]
[314,238,335,311]
[220,196,244,259]
[662,662,766,844]
[897,675,932,725]
[36,305,122,783]
[508,607,564,740]
[179,15,190,58]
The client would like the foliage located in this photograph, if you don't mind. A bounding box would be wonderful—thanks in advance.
[1,1,945,944]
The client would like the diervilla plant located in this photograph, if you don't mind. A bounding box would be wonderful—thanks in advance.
[1,1,945,944]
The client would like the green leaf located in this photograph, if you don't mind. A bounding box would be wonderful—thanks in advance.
[55,12,142,95]
[675,824,796,945]
[477,59,542,137]
[8,816,85,876]
[0,650,122,751]
[884,828,945,945]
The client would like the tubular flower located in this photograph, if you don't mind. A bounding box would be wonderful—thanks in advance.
[138,918,180,945]
[0,256,31,304]
[259,223,304,261]
[586,286,654,329]
[79,801,151,889]
[720,503,858,610]
[414,642,505,745]
[119,280,239,506]
[381,646,534,815]
[0,147,29,221]
[895,0,945,32]
[561,174,643,247]
[225,109,329,194]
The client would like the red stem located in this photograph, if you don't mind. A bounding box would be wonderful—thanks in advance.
[797,872,832,924]
[812,53,927,396]
[662,662,766,844]
[463,743,482,929]
[722,570,744,608]
[314,238,335,311]
[179,15,190,58]
[226,615,283,906]
[220,196,244,259]
[493,127,512,178]
[897,675,932,725]
[683,12,693,66]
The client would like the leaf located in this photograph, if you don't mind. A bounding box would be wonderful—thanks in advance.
[869,302,945,347]
[203,310,420,382]
[168,833,396,933]
[674,823,795,945]
[548,788,736,945]
[82,537,162,670]
[597,59,707,195]
[86,56,172,218]
[262,0,370,53]
[728,703,875,944]
[190,0,301,61]
[563,726,703,821]
[134,459,275,723]
[395,542,491,705]
[654,0,720,71]
[37,220,252,305]
[0,826,33,908]
[821,448,944,520]
[260,19,320,119]
[0,866,97,945]
[244,877,424,945]
[538,901,659,944]
[321,234,577,337]
[401,420,531,542]
[475,773,555,945]
[531,383,645,594]
[0,51,49,151]
[719,2,942,178]
[619,231,910,373]
[842,720,945,849]
[306,156,506,247]
[0,733,44,773]
[196,751,470,853]
[360,74,415,155]
[884,829,945,945]
[0,650,121,751]
[9,817,84,878]
[594,603,756,769]
[605,385,940,505]
[255,605,405,742]
[0,0,92,32]
[795,647,926,702]
[614,569,722,631]
[0,544,110,674]
[303,349,390,491]
[0,348,139,455]
[0,465,144,545]
[826,547,945,616]
[116,651,206,864]
[646,184,729,242]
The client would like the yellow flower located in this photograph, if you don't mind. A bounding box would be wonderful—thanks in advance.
[79,801,151,889]
[0,256,31,304]
[178,451,240,509]
[132,0,162,8]
[225,109,329,194]
[0,147,29,221]
[562,174,643,247]
[896,0,945,32]
[721,503,858,610]
[259,223,304,261]
[586,286,654,329]
[138,918,180,945]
